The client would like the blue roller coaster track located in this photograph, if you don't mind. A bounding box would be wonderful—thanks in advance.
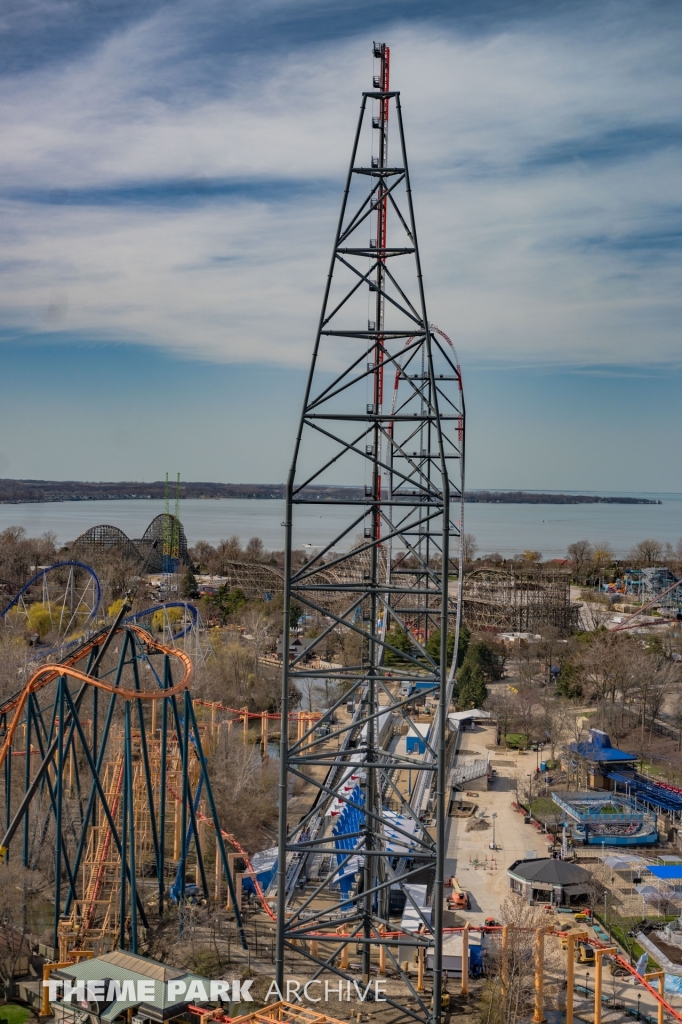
[1,563,201,662]
[0,560,102,630]
[122,602,199,641]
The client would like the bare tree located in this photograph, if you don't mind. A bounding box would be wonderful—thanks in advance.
[462,533,478,561]
[487,685,517,746]
[567,540,594,580]
[0,862,48,1002]
[514,687,538,746]
[518,643,542,688]
[537,692,575,762]
[573,632,637,707]
[214,536,243,572]
[592,543,615,576]
[479,893,563,1024]
[190,539,215,570]
[629,539,664,566]
[245,537,265,561]
[578,599,613,631]
[670,690,682,752]
[632,651,681,753]
[242,609,272,671]
[297,675,321,712]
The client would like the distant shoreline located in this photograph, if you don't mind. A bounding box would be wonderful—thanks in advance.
[0,480,661,505]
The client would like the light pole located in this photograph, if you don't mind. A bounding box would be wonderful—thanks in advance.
[527,773,533,810]
[491,812,498,850]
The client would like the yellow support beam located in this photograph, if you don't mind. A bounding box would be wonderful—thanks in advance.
[594,947,617,1024]
[644,970,665,1024]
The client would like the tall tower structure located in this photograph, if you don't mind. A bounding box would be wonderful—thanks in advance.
[275,43,464,1024]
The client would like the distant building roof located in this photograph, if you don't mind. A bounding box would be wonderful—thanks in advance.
[276,635,318,657]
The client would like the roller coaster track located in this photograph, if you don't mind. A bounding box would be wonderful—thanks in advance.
[80,754,125,937]
[1,561,102,660]
[613,578,682,632]
[0,560,101,626]
[0,624,192,773]
[123,601,199,640]
[166,782,277,921]
[572,932,682,1023]
[0,620,251,952]
[265,921,681,1024]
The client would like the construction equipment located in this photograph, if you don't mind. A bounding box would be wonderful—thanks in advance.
[561,928,584,950]
[575,942,595,964]
[606,956,630,978]
[448,877,470,910]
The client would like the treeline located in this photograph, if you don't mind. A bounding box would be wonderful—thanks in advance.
[462,534,682,577]
[0,479,657,505]
[566,537,682,581]
[466,490,658,505]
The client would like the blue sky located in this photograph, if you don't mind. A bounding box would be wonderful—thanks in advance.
[0,0,681,489]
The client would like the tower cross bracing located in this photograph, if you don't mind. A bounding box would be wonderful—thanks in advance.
[275,42,465,1024]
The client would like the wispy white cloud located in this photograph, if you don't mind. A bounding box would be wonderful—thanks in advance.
[0,3,680,367]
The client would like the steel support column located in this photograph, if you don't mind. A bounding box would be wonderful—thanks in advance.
[275,41,464,1024]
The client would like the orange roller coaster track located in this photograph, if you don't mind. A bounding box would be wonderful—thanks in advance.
[0,622,246,956]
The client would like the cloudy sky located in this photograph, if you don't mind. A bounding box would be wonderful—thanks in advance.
[0,0,680,490]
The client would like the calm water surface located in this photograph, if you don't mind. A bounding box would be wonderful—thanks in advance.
[0,493,679,559]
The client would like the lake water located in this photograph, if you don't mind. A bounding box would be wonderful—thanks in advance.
[0,492,680,559]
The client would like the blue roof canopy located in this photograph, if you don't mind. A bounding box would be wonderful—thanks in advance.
[648,865,682,879]
[573,729,637,764]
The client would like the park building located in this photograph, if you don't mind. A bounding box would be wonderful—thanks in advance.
[507,857,592,906]
[48,951,215,1024]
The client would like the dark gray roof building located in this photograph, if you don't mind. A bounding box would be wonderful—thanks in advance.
[507,857,591,904]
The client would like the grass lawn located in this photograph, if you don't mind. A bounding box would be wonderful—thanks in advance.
[504,733,528,749]
[530,797,559,821]
[0,1005,31,1024]
[595,912,661,969]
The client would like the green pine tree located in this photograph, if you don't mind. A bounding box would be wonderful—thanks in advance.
[384,628,413,665]
[456,664,487,710]
[462,640,504,681]
[290,601,303,629]
[181,569,199,599]
[425,624,471,667]
[214,585,248,621]
[556,661,583,699]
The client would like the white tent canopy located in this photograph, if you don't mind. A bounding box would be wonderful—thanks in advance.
[603,855,645,868]
[448,709,492,732]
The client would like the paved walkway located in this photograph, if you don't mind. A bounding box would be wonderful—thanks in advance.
[444,722,548,921]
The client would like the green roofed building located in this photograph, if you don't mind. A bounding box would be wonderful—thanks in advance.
[51,950,216,1024]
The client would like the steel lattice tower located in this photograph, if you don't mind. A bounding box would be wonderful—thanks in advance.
[275,42,465,1024]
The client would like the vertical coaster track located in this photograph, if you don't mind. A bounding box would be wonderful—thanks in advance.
[0,624,246,955]
[276,42,464,1024]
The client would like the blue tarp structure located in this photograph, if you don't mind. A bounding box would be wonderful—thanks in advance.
[574,729,637,764]
[648,865,682,880]
[242,846,278,894]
